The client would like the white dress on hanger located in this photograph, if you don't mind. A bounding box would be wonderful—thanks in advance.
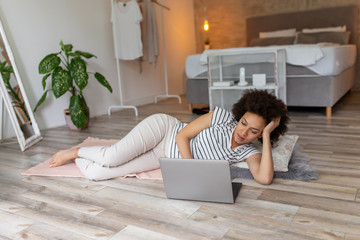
[112,0,143,60]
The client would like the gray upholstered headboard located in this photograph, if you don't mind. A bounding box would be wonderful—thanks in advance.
[246,5,358,46]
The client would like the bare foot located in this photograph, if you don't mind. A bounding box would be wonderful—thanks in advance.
[50,147,80,168]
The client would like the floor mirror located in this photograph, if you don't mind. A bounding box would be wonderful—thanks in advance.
[0,16,42,151]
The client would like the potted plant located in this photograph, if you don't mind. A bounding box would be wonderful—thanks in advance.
[0,60,34,138]
[204,38,211,50]
[34,41,112,129]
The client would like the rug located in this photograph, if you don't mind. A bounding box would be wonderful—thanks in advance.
[22,137,318,181]
[230,143,319,181]
[21,137,162,180]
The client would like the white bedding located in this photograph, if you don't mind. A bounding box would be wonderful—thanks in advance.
[185,44,356,78]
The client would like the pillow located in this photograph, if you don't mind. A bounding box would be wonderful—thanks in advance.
[302,25,346,33]
[249,37,295,47]
[259,28,296,38]
[297,31,350,45]
[233,134,299,172]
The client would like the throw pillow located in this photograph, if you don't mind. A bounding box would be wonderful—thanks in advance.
[302,25,346,33]
[259,28,297,38]
[250,37,295,47]
[296,31,350,45]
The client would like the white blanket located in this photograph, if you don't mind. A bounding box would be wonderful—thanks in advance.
[186,44,356,78]
[200,44,331,66]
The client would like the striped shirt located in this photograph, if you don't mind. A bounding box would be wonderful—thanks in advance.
[168,107,261,163]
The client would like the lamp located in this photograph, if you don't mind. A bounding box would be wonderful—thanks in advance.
[203,19,209,31]
[203,5,209,31]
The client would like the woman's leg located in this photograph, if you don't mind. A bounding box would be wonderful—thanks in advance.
[77,114,178,167]
[75,148,160,181]
[75,114,178,180]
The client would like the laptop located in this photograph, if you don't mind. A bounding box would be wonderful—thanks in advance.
[159,158,242,203]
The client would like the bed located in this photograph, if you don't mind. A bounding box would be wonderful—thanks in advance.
[185,5,358,117]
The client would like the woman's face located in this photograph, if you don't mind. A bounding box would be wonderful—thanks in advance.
[232,112,266,147]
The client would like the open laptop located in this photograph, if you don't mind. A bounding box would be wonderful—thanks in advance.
[159,158,242,203]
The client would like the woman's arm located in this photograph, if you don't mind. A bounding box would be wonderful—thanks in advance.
[246,117,281,185]
[175,111,214,159]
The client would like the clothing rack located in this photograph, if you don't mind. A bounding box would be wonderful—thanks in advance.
[154,0,181,104]
[108,0,138,116]
[109,0,177,114]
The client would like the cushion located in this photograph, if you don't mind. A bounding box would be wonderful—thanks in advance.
[296,31,350,45]
[259,28,296,38]
[302,25,346,33]
[249,37,295,47]
[233,134,299,172]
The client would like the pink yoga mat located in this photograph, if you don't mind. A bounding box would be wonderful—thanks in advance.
[21,137,162,180]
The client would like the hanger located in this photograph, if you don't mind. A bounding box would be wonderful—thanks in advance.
[115,0,170,11]
[151,0,170,11]
[115,0,132,7]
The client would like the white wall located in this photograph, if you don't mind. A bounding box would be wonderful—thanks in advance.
[0,0,196,139]
[163,0,196,95]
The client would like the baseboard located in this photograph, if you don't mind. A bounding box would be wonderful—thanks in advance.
[121,92,166,106]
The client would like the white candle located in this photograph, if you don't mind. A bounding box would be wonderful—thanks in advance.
[238,67,247,86]
[239,67,245,82]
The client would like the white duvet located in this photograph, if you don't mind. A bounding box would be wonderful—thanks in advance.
[185,43,356,78]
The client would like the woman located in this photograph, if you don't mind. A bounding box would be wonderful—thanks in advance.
[50,90,289,184]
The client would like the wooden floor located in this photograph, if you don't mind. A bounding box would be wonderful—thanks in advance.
[1,91,360,240]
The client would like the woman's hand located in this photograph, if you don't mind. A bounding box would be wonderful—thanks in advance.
[263,117,281,136]
[246,116,281,185]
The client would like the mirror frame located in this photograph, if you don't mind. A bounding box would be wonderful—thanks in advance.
[0,16,42,151]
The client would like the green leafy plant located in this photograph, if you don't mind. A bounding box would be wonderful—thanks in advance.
[204,38,210,45]
[0,61,30,122]
[34,41,112,129]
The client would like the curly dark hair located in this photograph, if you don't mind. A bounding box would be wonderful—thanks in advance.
[232,89,289,145]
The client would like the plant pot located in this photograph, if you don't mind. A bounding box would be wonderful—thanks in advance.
[204,44,211,50]
[64,109,89,130]
[20,122,35,139]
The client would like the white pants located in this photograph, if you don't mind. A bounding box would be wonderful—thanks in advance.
[75,114,179,180]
